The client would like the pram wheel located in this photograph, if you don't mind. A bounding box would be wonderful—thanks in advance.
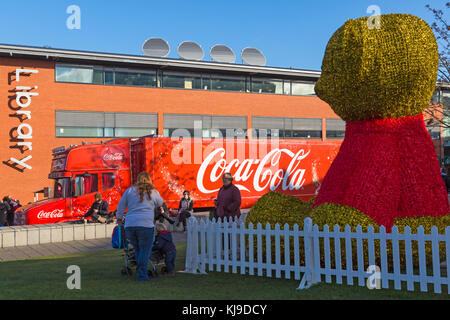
[121,267,133,276]
[148,269,158,278]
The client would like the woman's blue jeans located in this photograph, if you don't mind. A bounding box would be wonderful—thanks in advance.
[125,226,154,281]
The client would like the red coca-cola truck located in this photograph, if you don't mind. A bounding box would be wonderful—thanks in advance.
[14,135,341,225]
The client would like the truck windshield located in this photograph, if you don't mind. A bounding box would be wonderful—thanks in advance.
[53,178,70,198]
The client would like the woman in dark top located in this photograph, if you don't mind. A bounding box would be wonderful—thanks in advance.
[176,190,193,231]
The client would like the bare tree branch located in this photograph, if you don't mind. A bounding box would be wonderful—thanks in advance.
[427,3,450,82]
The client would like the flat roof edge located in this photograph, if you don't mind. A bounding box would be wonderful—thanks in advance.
[0,43,322,78]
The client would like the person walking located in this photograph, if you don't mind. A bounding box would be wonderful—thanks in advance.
[176,190,193,231]
[116,172,164,282]
[214,172,241,221]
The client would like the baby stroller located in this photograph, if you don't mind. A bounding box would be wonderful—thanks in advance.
[119,204,172,277]
[119,228,159,278]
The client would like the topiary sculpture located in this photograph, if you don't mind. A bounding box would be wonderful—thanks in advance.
[312,14,449,233]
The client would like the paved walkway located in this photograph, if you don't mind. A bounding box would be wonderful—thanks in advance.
[0,232,188,262]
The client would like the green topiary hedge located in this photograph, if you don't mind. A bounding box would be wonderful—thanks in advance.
[244,194,450,268]
[246,192,311,229]
[311,202,450,268]
[245,192,312,264]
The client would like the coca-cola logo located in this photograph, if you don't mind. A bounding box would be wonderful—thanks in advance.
[196,148,310,194]
[103,153,123,161]
[102,147,125,168]
[37,209,64,219]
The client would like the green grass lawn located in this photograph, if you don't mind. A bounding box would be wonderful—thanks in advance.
[0,242,449,300]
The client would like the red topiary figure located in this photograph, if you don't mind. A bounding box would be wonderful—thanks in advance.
[311,14,449,231]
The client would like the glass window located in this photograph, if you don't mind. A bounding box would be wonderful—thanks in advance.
[326,118,346,139]
[283,130,292,138]
[211,75,246,92]
[258,129,281,138]
[210,129,222,139]
[202,76,211,90]
[55,65,94,83]
[283,81,291,95]
[114,127,157,137]
[162,73,202,89]
[104,127,114,137]
[326,130,345,138]
[292,130,322,139]
[427,126,441,140]
[115,71,157,87]
[202,129,211,138]
[93,70,104,84]
[165,128,195,138]
[251,78,283,94]
[53,178,70,198]
[292,82,316,96]
[56,127,103,137]
[102,173,115,190]
[105,71,114,85]
[74,174,98,196]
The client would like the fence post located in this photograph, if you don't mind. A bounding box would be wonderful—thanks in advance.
[446,226,450,295]
[207,218,215,272]
[297,217,318,290]
[184,216,197,273]
[199,218,207,274]
[431,226,442,294]
[403,226,414,291]
[239,219,246,275]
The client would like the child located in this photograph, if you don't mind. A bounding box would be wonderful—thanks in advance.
[176,190,193,231]
[152,223,176,275]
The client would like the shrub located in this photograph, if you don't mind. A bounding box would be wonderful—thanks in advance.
[311,202,450,268]
[246,192,311,229]
[245,192,311,264]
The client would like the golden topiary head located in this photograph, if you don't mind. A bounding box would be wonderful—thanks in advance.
[315,14,438,122]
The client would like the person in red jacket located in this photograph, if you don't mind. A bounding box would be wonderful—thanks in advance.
[214,172,241,220]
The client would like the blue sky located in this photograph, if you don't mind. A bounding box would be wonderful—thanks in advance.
[0,0,446,70]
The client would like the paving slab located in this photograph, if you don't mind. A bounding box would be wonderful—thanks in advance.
[0,224,189,262]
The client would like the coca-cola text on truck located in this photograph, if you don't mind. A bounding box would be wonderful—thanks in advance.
[14,136,341,225]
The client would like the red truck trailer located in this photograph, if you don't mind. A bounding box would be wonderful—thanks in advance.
[14,135,341,225]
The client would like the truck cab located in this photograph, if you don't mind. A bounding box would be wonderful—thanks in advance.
[15,138,131,225]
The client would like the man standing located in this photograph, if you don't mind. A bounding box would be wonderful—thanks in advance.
[214,172,241,220]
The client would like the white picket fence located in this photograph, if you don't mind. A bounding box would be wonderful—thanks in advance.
[184,216,450,294]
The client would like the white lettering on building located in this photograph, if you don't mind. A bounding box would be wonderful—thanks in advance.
[4,69,38,172]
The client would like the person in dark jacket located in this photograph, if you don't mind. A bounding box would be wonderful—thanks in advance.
[176,190,193,231]
[2,196,14,226]
[214,172,241,220]
[0,201,7,226]
[152,223,176,275]
[84,193,111,223]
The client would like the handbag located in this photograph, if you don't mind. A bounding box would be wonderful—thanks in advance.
[111,225,125,249]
